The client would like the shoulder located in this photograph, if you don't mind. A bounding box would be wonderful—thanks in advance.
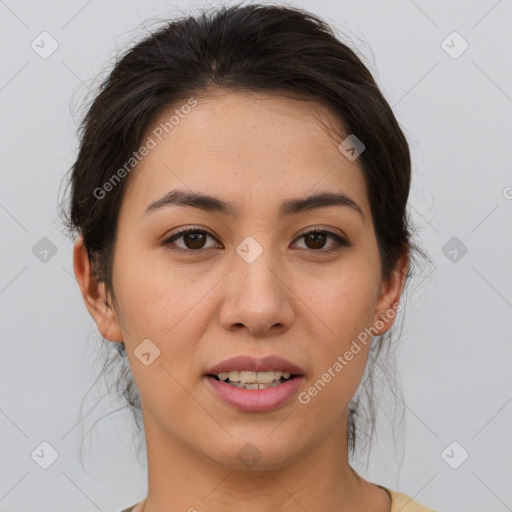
[383,487,439,512]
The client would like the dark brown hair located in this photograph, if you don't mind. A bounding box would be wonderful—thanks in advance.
[60,2,420,464]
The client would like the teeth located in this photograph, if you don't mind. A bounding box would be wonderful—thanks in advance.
[228,381,284,390]
[216,370,292,384]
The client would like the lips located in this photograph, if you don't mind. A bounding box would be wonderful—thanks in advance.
[206,374,305,411]
[204,355,306,412]
[205,355,305,377]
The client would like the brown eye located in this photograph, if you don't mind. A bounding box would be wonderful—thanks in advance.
[182,232,207,249]
[163,228,219,251]
[163,227,348,254]
[293,229,349,253]
[304,232,327,250]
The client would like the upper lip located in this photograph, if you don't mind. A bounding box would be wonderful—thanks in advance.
[206,355,305,376]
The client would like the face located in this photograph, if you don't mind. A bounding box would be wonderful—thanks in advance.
[75,90,406,471]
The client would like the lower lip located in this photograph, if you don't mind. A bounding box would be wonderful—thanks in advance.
[205,376,305,411]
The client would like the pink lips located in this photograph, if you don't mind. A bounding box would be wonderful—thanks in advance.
[205,375,305,411]
[204,355,306,412]
[205,355,305,376]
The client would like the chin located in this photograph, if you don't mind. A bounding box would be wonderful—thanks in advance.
[200,433,306,471]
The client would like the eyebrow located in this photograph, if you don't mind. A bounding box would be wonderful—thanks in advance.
[143,189,365,221]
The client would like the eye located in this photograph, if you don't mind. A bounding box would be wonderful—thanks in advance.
[162,226,220,252]
[162,226,349,254]
[292,228,349,253]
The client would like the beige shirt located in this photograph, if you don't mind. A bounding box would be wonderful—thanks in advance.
[379,485,439,511]
[119,486,438,512]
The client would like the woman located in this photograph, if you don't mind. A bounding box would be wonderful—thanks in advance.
[63,3,437,511]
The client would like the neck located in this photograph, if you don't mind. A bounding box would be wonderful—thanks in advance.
[136,409,381,512]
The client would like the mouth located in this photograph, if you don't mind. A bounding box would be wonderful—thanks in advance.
[207,370,300,390]
[204,355,306,410]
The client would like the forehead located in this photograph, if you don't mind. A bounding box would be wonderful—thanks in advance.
[121,90,370,219]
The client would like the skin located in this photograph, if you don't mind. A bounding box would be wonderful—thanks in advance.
[74,90,408,512]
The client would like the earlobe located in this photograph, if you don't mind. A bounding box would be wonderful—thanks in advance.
[72,236,124,343]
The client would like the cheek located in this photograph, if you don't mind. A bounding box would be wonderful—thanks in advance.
[299,287,374,418]
[111,247,218,399]
[111,245,203,337]
[299,259,380,400]
[308,264,380,340]
[115,251,209,418]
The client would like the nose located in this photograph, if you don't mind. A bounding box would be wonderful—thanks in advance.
[219,247,295,337]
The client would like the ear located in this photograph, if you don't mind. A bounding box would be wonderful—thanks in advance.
[373,249,409,335]
[73,236,124,342]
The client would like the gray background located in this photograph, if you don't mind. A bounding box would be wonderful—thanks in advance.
[1,0,511,511]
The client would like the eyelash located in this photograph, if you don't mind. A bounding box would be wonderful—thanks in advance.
[161,225,350,255]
